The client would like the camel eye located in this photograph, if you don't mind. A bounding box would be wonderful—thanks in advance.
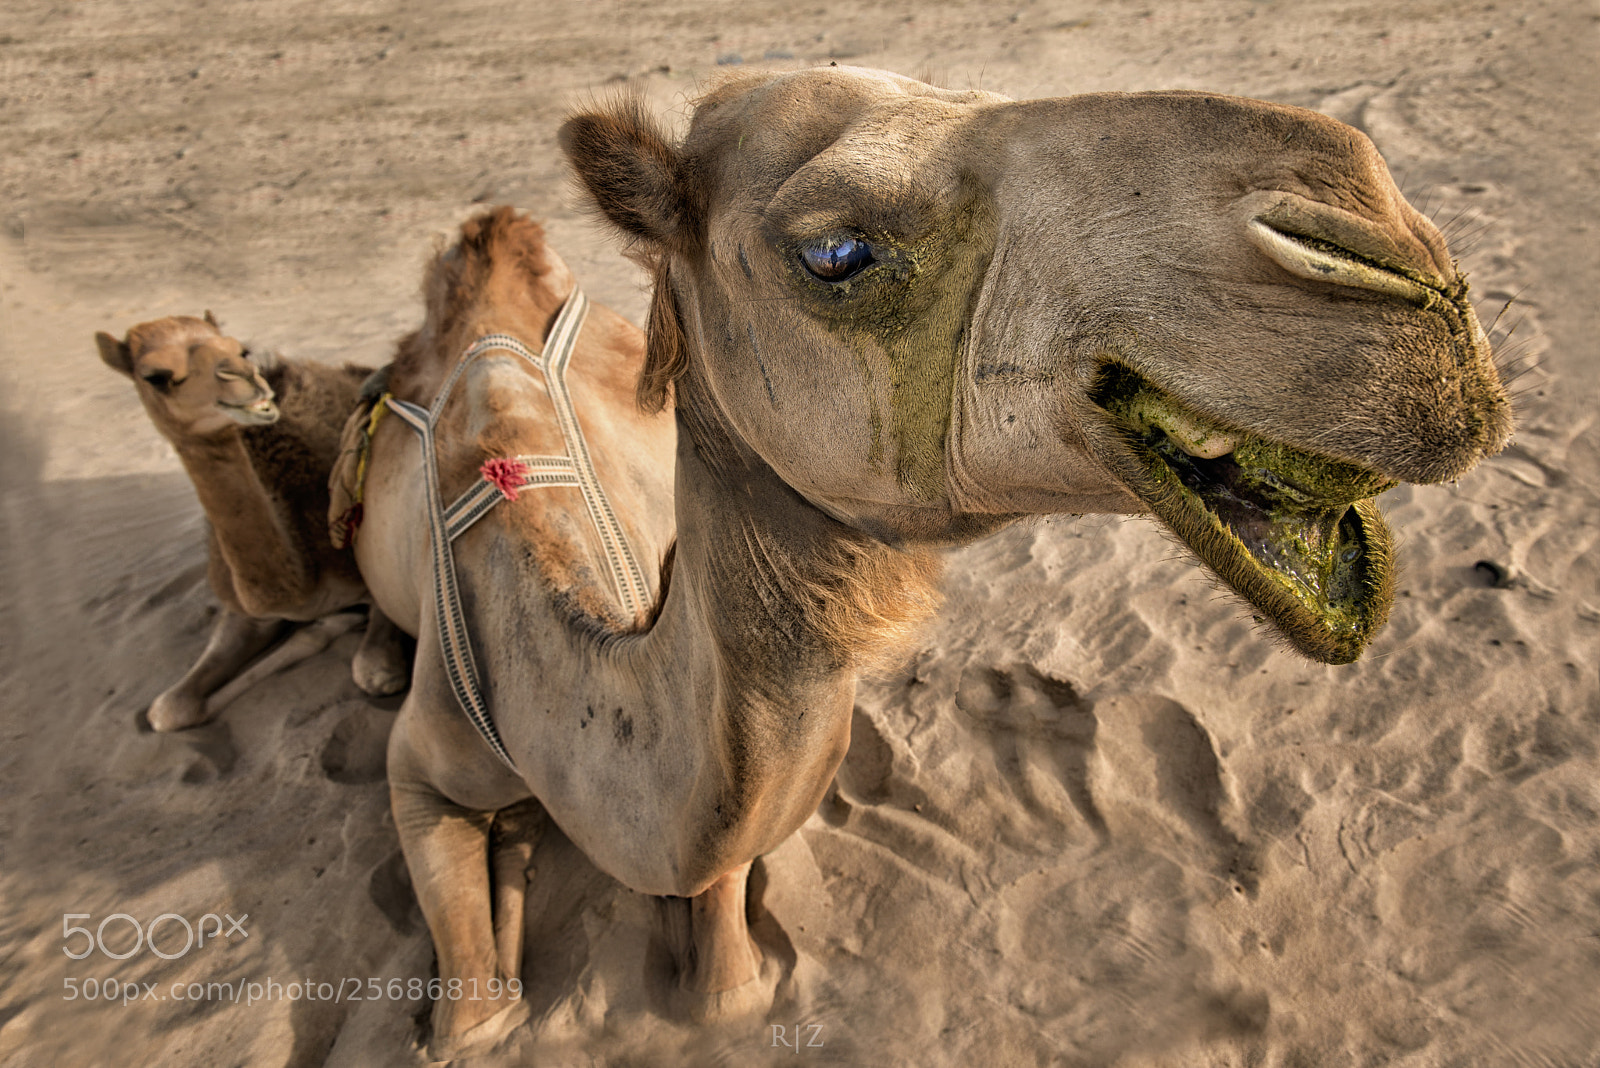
[141,369,176,391]
[799,237,874,282]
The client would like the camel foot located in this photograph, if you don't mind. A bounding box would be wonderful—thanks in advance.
[148,688,214,732]
[682,944,779,1024]
[352,643,409,696]
[147,610,289,730]
[353,607,410,696]
[424,996,528,1063]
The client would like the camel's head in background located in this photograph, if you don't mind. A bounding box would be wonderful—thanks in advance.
[97,313,279,437]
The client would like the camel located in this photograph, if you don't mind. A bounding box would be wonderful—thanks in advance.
[355,66,1510,1059]
[97,314,410,731]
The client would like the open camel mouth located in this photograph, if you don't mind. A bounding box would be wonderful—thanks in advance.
[220,396,280,426]
[1092,364,1397,664]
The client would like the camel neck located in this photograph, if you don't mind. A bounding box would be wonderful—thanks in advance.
[171,429,311,614]
[609,393,939,875]
[172,429,264,517]
[655,375,941,687]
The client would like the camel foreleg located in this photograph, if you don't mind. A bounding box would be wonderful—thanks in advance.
[390,778,529,1061]
[148,609,289,731]
[490,799,546,985]
[677,861,771,1022]
[206,610,365,713]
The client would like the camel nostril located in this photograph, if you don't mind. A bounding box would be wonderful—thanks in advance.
[1241,190,1453,290]
[1246,220,1437,305]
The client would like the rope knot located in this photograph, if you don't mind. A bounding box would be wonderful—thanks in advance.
[480,457,530,501]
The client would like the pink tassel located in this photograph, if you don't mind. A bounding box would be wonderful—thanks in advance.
[480,457,530,501]
[333,503,362,549]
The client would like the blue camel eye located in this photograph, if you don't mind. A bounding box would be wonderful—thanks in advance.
[799,237,874,282]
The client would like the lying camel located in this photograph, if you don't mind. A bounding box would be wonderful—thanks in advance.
[97,314,410,730]
[356,66,1510,1058]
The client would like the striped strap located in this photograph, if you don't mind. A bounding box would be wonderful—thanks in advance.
[442,455,581,541]
[536,293,651,618]
[385,290,646,772]
[385,395,518,771]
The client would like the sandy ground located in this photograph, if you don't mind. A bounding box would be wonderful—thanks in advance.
[1,1,1597,1065]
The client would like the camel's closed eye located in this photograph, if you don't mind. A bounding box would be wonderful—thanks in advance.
[141,369,179,391]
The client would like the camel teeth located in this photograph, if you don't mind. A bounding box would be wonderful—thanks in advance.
[1136,396,1240,459]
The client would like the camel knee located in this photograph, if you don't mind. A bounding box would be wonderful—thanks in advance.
[387,783,529,1057]
[490,801,545,982]
[661,861,773,1023]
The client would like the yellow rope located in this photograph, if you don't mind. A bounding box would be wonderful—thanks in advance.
[352,392,392,505]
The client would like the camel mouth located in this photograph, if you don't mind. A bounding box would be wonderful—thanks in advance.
[220,395,280,426]
[1091,364,1397,664]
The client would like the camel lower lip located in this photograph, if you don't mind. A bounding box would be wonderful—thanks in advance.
[1091,364,1396,664]
[223,398,279,423]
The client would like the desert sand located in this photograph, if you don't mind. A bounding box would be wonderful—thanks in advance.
[1,1,1596,1065]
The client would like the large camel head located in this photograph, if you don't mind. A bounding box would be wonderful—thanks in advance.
[561,67,1511,665]
[97,314,279,437]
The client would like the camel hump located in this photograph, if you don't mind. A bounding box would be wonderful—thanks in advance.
[389,207,575,406]
[434,207,558,323]
[455,205,554,271]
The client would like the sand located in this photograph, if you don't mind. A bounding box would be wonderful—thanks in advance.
[1,1,1596,1065]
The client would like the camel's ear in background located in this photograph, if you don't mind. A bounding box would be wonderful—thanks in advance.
[204,309,221,329]
[96,331,133,377]
[244,343,280,373]
[559,98,688,250]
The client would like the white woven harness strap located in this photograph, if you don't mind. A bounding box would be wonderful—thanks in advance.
[385,290,647,771]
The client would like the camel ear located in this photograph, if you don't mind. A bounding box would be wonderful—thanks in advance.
[96,331,133,376]
[560,98,687,249]
[204,309,221,329]
[244,343,280,373]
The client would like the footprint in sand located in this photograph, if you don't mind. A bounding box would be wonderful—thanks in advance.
[954,662,1106,845]
[367,849,421,935]
[131,718,237,784]
[318,703,394,784]
[1090,693,1255,891]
